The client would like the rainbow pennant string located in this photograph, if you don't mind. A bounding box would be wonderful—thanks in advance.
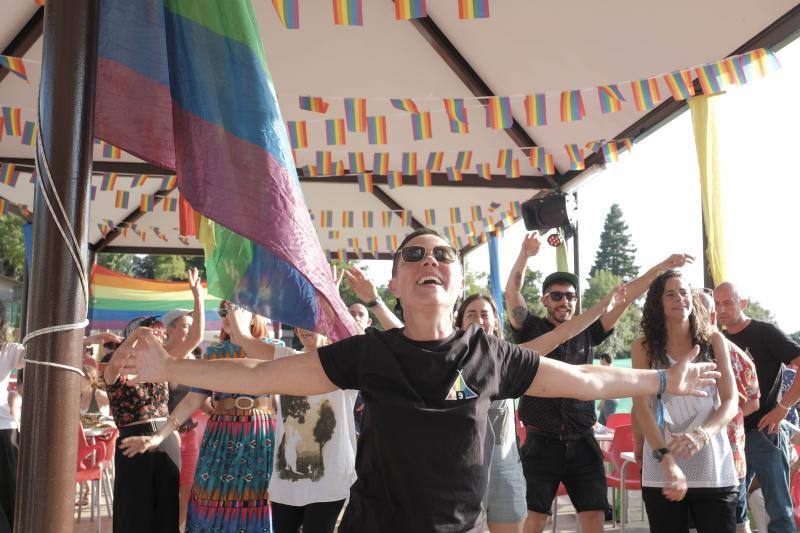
[102,141,121,159]
[1,164,18,187]
[344,97,367,132]
[395,0,427,20]
[2,107,21,136]
[381,211,392,227]
[444,98,469,133]
[328,230,339,239]
[740,48,781,80]
[362,211,374,228]
[597,85,625,114]
[271,0,300,29]
[630,78,662,111]
[529,147,555,176]
[163,197,178,212]
[695,64,724,95]
[161,176,177,189]
[416,169,432,187]
[485,96,512,129]
[565,144,585,171]
[524,94,547,126]
[114,190,130,209]
[560,90,585,122]
[316,151,333,175]
[476,162,491,180]
[0,55,28,82]
[302,165,318,177]
[20,121,37,146]
[366,236,378,255]
[298,95,329,113]
[470,205,483,221]
[386,234,398,250]
[424,208,436,225]
[426,151,444,171]
[444,226,458,246]
[367,116,388,145]
[333,160,345,176]
[349,152,365,173]
[718,57,747,86]
[320,210,332,228]
[99,173,118,191]
[454,150,472,170]
[505,159,520,178]
[602,141,620,163]
[584,140,603,154]
[402,152,418,176]
[373,152,389,174]
[663,70,695,101]
[449,207,462,223]
[325,118,346,145]
[497,148,512,169]
[411,112,432,140]
[140,194,154,212]
[333,0,364,26]
[458,0,490,19]
[391,98,420,113]
[287,120,308,149]
[446,167,463,182]
[357,173,373,193]
[130,174,148,188]
[387,170,404,189]
[342,211,355,228]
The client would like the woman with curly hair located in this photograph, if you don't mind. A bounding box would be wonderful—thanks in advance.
[632,269,738,532]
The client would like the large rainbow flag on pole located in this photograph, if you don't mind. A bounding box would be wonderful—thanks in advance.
[94,1,356,339]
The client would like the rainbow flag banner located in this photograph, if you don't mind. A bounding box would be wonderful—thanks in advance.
[0,55,28,82]
[446,167,463,182]
[470,205,483,221]
[366,236,378,254]
[597,84,625,114]
[2,107,21,136]
[426,151,444,171]
[740,48,780,79]
[21,121,37,146]
[718,57,747,86]
[630,78,662,111]
[449,207,462,224]
[560,90,585,122]
[505,159,520,178]
[89,265,221,330]
[357,172,373,193]
[387,170,404,189]
[524,94,546,126]
[663,70,695,100]
[362,210,374,228]
[298,95,329,113]
[319,210,333,227]
[163,197,178,212]
[161,175,177,189]
[99,173,118,191]
[325,118,346,145]
[344,97,367,132]
[602,141,620,163]
[416,169,432,187]
[454,150,472,170]
[411,112,432,140]
[333,0,364,26]
[139,194,155,212]
[114,190,130,209]
[101,140,122,159]
[381,211,392,227]
[565,144,585,171]
[316,150,333,175]
[386,234,398,250]
[584,140,603,154]
[271,0,300,29]
[373,152,390,174]
[485,96,512,129]
[402,152,418,176]
[529,147,555,175]
[476,162,491,180]
[458,0,490,19]
[695,64,723,95]
[287,120,308,149]
[395,0,427,19]
[497,148,512,169]
[0,164,18,187]
[444,98,469,133]
[348,152,365,173]
[328,230,340,239]
[342,211,355,228]
[130,174,149,187]
[390,98,419,113]
[424,208,436,226]
[367,115,388,144]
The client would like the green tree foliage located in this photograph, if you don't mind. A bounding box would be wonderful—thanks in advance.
[97,253,204,281]
[464,271,489,296]
[152,255,190,281]
[744,300,776,324]
[590,203,639,281]
[335,261,398,330]
[0,216,25,281]
[583,269,641,359]
[790,331,800,344]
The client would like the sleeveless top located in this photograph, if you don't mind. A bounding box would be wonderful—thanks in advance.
[642,355,738,489]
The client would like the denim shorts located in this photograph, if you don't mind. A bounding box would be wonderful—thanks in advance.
[483,447,527,523]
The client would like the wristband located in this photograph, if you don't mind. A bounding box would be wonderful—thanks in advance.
[365,295,383,308]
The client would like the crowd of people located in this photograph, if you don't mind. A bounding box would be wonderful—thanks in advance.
[1,228,799,533]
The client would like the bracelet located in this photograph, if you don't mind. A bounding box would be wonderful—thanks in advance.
[166,415,181,429]
[694,426,711,446]
[365,295,383,308]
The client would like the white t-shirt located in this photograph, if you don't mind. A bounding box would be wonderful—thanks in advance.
[0,342,25,430]
[269,346,358,506]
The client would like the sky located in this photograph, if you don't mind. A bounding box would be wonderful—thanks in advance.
[361,38,800,335]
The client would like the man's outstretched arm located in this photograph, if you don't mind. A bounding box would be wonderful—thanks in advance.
[504,231,541,330]
[121,328,339,396]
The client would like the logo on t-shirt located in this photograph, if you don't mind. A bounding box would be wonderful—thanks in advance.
[445,369,478,400]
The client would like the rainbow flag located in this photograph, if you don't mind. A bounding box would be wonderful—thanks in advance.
[476,162,491,180]
[424,208,436,226]
[443,98,469,133]
[349,152,365,173]
[373,152,389,174]
[458,0,490,19]
[325,118,346,145]
[99,173,117,191]
[719,57,747,86]
[630,78,662,111]
[139,194,154,212]
[509,201,521,218]
[497,148,512,169]
[334,160,346,176]
[402,152,418,176]
[93,1,358,340]
[444,226,458,246]
[333,0,363,26]
[328,230,339,239]
[602,141,619,163]
[565,144,585,171]
[390,98,419,113]
[315,151,332,175]
[20,121,37,145]
[102,141,122,159]
[302,164,318,177]
[454,150,472,170]
[449,207,462,224]
[387,170,404,189]
[695,64,723,95]
[0,55,28,82]
[446,167,463,182]
[287,120,308,149]
[663,70,695,100]
[395,0,427,19]
[470,205,483,221]
[299,95,329,113]
[398,211,410,226]
[524,94,546,126]
[386,234,398,250]
[344,97,367,132]
[584,140,603,154]
[559,90,585,122]
[114,190,130,209]
[505,159,520,178]
[89,265,221,330]
[529,147,555,175]
[342,211,354,228]
[366,236,378,255]
[416,169,432,187]
[163,197,178,212]
[2,107,21,136]
[271,0,299,29]
[357,172,373,192]
[740,48,780,80]
[367,115,388,144]
[320,210,333,227]
[161,175,177,189]
[381,211,392,227]
[0,164,18,187]
[485,96,512,129]
[597,84,625,113]
[411,112,432,140]
[130,174,149,187]
[362,210,374,228]
[426,151,444,171]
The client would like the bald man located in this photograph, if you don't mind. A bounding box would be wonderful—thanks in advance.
[714,282,800,533]
[348,303,372,333]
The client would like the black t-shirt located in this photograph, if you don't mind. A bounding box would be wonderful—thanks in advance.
[318,325,540,533]
[724,319,800,430]
[512,312,611,433]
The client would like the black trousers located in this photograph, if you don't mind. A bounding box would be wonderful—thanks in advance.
[271,499,346,533]
[0,429,17,533]
[642,486,737,533]
[113,424,180,533]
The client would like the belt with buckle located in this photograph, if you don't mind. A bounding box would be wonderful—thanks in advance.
[213,396,271,414]
[526,425,592,441]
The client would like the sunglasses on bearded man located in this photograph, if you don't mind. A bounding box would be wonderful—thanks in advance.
[395,245,459,264]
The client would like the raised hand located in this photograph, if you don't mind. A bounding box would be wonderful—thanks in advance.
[187,267,204,296]
[83,331,123,346]
[602,284,627,314]
[659,253,695,272]
[119,434,164,457]
[343,267,379,303]
[520,231,541,258]
[665,346,720,397]
[226,305,254,345]
[119,328,171,384]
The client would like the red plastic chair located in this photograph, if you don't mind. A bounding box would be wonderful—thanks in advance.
[605,412,632,430]
[792,445,800,529]
[95,428,118,515]
[605,425,642,526]
[76,426,106,527]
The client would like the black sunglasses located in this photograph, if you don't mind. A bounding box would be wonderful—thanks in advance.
[396,245,459,264]
[217,303,243,318]
[546,291,577,302]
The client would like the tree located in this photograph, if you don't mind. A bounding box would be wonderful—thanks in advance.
[0,216,25,281]
[152,255,189,281]
[744,300,776,324]
[590,203,639,280]
[97,253,139,276]
[464,270,489,296]
[312,400,337,475]
[583,269,641,359]
[791,331,800,345]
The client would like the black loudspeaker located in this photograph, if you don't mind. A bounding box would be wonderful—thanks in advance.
[521,194,571,232]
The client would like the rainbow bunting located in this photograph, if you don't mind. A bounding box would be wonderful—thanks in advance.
[663,70,696,101]
[2,107,21,136]
[114,190,130,209]
[505,159,520,178]
[271,0,300,29]
[476,162,491,180]
[102,141,122,159]
[381,211,392,227]
[584,140,603,154]
[426,151,444,171]
[395,0,427,19]
[602,141,619,163]
[161,176,177,189]
[287,120,308,149]
[357,173,373,193]
[130,174,148,187]
[0,119,3,142]
[565,144,585,171]
[402,152,418,176]
[99,173,117,191]
[509,201,521,217]
[20,121,37,145]
[373,152,390,174]
[597,84,625,114]
[334,160,345,176]
[315,151,333,175]
[333,0,364,26]
[444,226,458,246]
[387,170,404,189]
[386,234,398,250]
[630,78,662,111]
[695,64,723,95]
[446,167,463,182]
[335,249,345,261]
[449,207,462,224]
[485,96,512,129]
[411,112,432,140]
[302,164,318,177]
[524,94,547,126]
[320,210,333,227]
[719,57,747,86]
[0,55,28,82]
[529,147,555,175]
[458,0,490,19]
[298,95,329,113]
[470,205,483,221]
[621,138,634,153]
[740,48,780,80]
[390,98,419,112]
[328,230,340,239]
[362,210,374,228]
[344,97,367,132]
[325,118,346,145]
[424,208,436,225]
[367,116,388,144]
[398,210,410,226]
[342,211,354,228]
[416,169,432,187]
[497,148,512,169]
[559,90,585,122]
[139,194,154,212]
[348,152,365,173]
[163,197,178,212]
[483,217,495,232]
[454,150,472,170]
[0,199,6,216]
[443,98,469,133]
[0,164,18,187]
[366,236,378,254]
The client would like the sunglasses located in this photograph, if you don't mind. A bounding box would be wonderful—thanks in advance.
[396,245,459,264]
[546,291,577,302]
[217,303,243,318]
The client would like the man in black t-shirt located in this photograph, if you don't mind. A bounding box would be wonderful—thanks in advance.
[505,231,694,533]
[715,282,800,533]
